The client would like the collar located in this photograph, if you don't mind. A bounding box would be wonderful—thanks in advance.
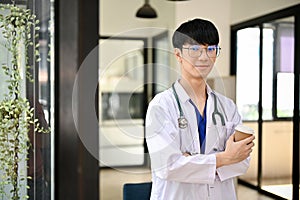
[173,79,214,103]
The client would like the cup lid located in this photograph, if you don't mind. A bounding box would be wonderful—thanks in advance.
[235,124,254,134]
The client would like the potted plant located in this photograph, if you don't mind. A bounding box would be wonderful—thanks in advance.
[0,3,49,199]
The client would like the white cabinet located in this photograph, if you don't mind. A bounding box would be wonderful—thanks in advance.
[99,120,145,167]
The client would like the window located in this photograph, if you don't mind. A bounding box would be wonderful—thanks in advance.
[231,5,300,199]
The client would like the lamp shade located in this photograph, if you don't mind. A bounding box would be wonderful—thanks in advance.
[136,3,157,18]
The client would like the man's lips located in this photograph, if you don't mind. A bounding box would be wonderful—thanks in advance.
[194,64,209,68]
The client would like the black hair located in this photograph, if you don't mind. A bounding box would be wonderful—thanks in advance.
[172,18,219,49]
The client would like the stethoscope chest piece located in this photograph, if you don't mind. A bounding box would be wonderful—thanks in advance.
[178,116,188,129]
[172,83,189,129]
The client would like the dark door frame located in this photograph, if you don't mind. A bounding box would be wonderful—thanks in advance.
[55,0,99,199]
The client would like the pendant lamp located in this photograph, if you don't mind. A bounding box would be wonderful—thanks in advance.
[136,0,157,18]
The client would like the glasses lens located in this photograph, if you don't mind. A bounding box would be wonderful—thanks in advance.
[188,45,201,58]
[207,46,218,58]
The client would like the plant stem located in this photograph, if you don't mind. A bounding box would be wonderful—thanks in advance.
[10,15,20,198]
[12,127,20,200]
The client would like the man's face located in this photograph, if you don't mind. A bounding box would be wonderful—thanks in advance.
[176,43,218,80]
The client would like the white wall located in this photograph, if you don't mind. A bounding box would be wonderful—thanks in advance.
[231,0,300,24]
[100,0,176,36]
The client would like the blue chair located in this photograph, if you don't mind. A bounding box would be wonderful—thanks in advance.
[123,182,152,200]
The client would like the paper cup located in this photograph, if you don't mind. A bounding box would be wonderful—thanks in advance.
[234,124,254,142]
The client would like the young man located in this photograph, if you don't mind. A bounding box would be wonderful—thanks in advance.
[146,18,255,199]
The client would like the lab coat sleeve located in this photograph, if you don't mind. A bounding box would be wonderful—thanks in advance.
[216,158,250,181]
[146,99,217,184]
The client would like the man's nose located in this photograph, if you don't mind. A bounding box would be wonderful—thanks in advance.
[198,49,209,60]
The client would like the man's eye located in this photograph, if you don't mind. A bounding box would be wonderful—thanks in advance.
[190,46,200,51]
[207,46,216,51]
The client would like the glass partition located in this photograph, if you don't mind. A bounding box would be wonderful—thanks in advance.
[236,27,260,186]
[99,38,146,168]
[260,17,294,199]
[236,27,260,121]
[152,31,172,95]
[233,10,299,199]
[29,1,55,199]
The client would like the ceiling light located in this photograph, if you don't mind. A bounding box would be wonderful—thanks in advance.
[136,0,157,18]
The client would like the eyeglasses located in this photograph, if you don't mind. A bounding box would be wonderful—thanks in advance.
[182,45,221,58]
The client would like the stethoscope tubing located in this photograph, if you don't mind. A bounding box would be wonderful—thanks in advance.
[172,82,226,128]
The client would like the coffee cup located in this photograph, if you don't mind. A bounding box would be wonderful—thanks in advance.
[234,124,254,142]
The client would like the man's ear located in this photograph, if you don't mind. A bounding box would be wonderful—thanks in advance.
[174,48,182,63]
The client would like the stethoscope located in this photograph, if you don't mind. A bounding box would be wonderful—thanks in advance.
[171,82,225,129]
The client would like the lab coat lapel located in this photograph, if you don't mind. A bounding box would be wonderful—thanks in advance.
[205,92,219,154]
[185,101,200,153]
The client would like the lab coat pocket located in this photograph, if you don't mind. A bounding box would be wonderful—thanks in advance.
[179,128,196,154]
[206,125,227,153]
[215,125,227,151]
[225,121,234,139]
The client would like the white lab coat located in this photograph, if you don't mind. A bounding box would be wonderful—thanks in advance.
[146,80,250,200]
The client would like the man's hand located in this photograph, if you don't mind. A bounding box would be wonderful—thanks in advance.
[216,134,255,168]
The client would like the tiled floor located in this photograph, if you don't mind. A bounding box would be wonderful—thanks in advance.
[100,167,275,200]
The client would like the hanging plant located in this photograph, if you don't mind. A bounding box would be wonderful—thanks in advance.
[0,3,49,200]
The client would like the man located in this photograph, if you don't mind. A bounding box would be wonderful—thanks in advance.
[146,18,255,200]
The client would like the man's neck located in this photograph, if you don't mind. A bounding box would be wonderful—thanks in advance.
[179,78,207,101]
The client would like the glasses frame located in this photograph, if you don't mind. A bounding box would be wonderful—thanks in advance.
[182,45,221,58]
